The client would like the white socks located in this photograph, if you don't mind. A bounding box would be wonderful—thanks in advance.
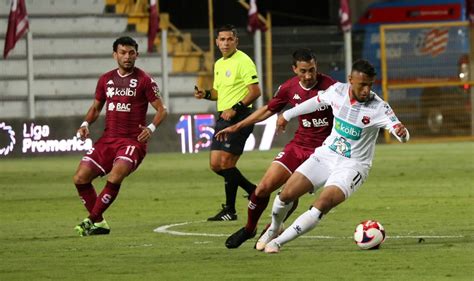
[267,195,293,234]
[274,206,322,246]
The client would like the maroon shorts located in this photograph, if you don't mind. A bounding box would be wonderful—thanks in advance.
[81,137,146,176]
[273,142,316,174]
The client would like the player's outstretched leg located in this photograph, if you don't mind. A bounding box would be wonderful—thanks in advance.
[264,207,323,254]
[252,197,298,248]
[255,195,293,250]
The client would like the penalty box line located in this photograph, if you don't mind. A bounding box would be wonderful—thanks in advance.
[153,221,464,239]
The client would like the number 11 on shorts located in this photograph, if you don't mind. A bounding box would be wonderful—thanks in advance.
[125,145,136,156]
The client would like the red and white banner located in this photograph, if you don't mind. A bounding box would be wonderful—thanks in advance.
[416,28,449,57]
[3,0,29,59]
[339,0,351,32]
[147,0,160,53]
[247,0,266,33]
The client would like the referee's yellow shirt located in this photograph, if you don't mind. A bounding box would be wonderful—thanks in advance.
[213,50,259,111]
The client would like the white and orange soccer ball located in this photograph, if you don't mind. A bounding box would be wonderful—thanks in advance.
[354,220,386,250]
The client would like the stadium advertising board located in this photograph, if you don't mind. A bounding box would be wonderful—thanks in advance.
[0,113,289,158]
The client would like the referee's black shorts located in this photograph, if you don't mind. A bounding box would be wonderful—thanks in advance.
[211,108,254,155]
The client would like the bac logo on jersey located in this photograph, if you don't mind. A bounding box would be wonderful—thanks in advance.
[302,118,329,128]
[108,102,131,112]
[362,116,370,125]
[116,103,131,112]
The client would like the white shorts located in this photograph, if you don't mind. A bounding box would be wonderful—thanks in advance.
[295,147,370,198]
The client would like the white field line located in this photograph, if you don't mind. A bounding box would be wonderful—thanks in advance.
[153,221,464,239]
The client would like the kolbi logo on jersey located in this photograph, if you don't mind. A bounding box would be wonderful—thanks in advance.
[334,117,362,140]
[106,87,137,98]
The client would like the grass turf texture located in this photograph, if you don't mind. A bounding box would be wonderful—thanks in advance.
[0,142,472,280]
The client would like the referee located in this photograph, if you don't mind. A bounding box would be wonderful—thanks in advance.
[194,24,261,221]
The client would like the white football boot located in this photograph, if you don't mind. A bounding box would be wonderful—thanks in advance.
[255,224,284,251]
[264,240,281,253]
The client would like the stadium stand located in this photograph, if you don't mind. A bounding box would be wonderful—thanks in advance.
[186,25,344,93]
[0,0,345,118]
[0,0,211,118]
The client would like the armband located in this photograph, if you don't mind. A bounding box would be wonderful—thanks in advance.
[204,90,212,100]
[80,121,89,128]
[147,123,156,133]
[232,101,246,113]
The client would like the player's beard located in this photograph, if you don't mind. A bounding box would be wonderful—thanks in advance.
[120,60,135,73]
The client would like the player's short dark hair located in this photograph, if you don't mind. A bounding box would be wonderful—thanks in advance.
[113,36,138,52]
[292,48,317,66]
[216,24,238,38]
[351,59,376,77]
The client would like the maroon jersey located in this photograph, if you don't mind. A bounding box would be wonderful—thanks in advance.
[95,67,159,138]
[267,73,336,148]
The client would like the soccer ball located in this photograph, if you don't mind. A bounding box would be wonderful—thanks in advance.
[354,220,386,250]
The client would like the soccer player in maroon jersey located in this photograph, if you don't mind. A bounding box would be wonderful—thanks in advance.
[73,36,167,236]
[214,48,336,248]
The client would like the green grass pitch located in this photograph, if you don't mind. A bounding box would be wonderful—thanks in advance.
[0,142,472,280]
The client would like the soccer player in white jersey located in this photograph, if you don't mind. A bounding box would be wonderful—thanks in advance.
[257,59,410,253]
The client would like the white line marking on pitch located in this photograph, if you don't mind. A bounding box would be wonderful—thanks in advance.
[153,221,464,239]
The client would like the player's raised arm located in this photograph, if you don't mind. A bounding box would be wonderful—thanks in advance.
[281,95,322,121]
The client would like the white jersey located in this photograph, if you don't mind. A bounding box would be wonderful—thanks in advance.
[316,82,402,166]
[283,81,405,167]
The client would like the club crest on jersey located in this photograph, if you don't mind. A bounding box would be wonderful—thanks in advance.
[362,116,370,125]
